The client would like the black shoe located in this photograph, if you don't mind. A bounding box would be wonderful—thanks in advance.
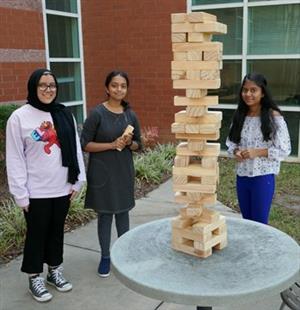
[47,266,72,292]
[29,275,52,302]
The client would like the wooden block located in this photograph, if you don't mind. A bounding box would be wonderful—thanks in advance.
[186,193,216,205]
[213,223,227,235]
[201,176,217,185]
[174,155,190,167]
[186,106,206,117]
[117,125,134,151]
[186,70,201,81]
[173,182,216,194]
[171,33,186,43]
[173,174,188,185]
[171,13,187,24]
[187,140,205,151]
[176,131,220,141]
[173,163,218,177]
[185,124,200,134]
[172,42,223,52]
[188,32,212,43]
[192,215,226,234]
[171,122,185,133]
[174,96,218,106]
[172,240,212,258]
[172,61,222,71]
[187,51,203,61]
[173,52,187,61]
[177,142,220,157]
[194,22,227,34]
[186,89,207,98]
[180,205,203,218]
[200,70,220,80]
[173,226,213,243]
[187,12,217,23]
[172,23,195,33]
[171,70,186,80]
[214,234,228,250]
[173,79,221,89]
[171,215,194,229]
[199,208,220,223]
[194,234,225,251]
[203,51,222,61]
[175,111,222,124]
[201,157,218,169]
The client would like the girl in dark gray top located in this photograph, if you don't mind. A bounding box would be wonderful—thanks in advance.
[81,71,141,277]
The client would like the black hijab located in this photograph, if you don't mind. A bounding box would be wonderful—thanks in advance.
[27,68,80,184]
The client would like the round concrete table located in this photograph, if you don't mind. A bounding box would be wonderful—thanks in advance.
[111,217,300,309]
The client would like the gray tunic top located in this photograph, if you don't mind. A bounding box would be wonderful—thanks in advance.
[81,104,141,213]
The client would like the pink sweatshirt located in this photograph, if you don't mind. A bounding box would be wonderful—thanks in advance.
[6,104,86,208]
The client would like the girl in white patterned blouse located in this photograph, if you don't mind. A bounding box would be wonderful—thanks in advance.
[226,73,291,224]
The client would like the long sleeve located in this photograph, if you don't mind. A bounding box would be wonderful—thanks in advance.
[130,110,142,150]
[268,117,291,161]
[226,136,238,157]
[6,113,29,207]
[72,123,86,192]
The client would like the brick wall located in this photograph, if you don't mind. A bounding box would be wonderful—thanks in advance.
[0,3,45,104]
[81,0,186,142]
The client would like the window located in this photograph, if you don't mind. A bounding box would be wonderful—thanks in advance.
[43,0,85,124]
[248,4,300,55]
[190,0,300,160]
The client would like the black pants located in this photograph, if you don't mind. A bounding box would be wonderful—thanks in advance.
[21,195,70,274]
[97,211,129,257]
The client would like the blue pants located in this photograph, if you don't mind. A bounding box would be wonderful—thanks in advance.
[236,174,275,224]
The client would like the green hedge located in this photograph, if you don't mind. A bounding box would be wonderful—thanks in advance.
[0,105,20,167]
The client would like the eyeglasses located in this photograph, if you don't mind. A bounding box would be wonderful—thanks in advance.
[38,83,57,91]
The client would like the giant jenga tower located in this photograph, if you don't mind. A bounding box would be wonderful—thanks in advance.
[170,12,227,258]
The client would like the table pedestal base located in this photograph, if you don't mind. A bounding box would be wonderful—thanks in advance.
[196,307,212,310]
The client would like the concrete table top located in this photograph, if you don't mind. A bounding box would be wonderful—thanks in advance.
[111,217,300,308]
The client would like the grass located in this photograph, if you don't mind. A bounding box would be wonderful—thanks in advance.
[0,144,299,262]
[218,157,300,242]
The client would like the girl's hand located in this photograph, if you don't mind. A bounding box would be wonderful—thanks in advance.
[234,149,244,162]
[69,190,78,201]
[123,132,133,146]
[22,205,29,212]
[113,136,127,151]
[241,148,257,159]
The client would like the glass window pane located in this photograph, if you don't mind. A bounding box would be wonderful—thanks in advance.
[247,60,300,107]
[192,0,241,5]
[248,4,300,54]
[50,62,82,102]
[47,15,79,58]
[209,60,242,104]
[216,109,233,150]
[67,105,84,125]
[196,8,242,55]
[46,0,77,13]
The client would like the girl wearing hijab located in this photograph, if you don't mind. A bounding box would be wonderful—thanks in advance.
[6,69,86,302]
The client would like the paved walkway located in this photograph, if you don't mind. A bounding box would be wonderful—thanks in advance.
[0,180,297,310]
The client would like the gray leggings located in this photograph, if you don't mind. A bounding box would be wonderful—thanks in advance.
[97,211,129,257]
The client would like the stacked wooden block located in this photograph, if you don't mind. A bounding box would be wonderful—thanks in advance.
[171,12,227,258]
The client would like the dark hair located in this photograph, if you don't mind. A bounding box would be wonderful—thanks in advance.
[105,70,130,109]
[228,72,282,143]
[27,68,58,105]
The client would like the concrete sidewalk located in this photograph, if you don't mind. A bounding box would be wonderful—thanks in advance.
[0,180,291,310]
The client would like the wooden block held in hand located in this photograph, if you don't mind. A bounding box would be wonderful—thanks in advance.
[117,125,134,151]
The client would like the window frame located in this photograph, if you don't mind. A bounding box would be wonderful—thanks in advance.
[42,0,87,122]
[189,0,300,161]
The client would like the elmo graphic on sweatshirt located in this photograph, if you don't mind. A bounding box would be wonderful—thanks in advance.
[31,121,60,154]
